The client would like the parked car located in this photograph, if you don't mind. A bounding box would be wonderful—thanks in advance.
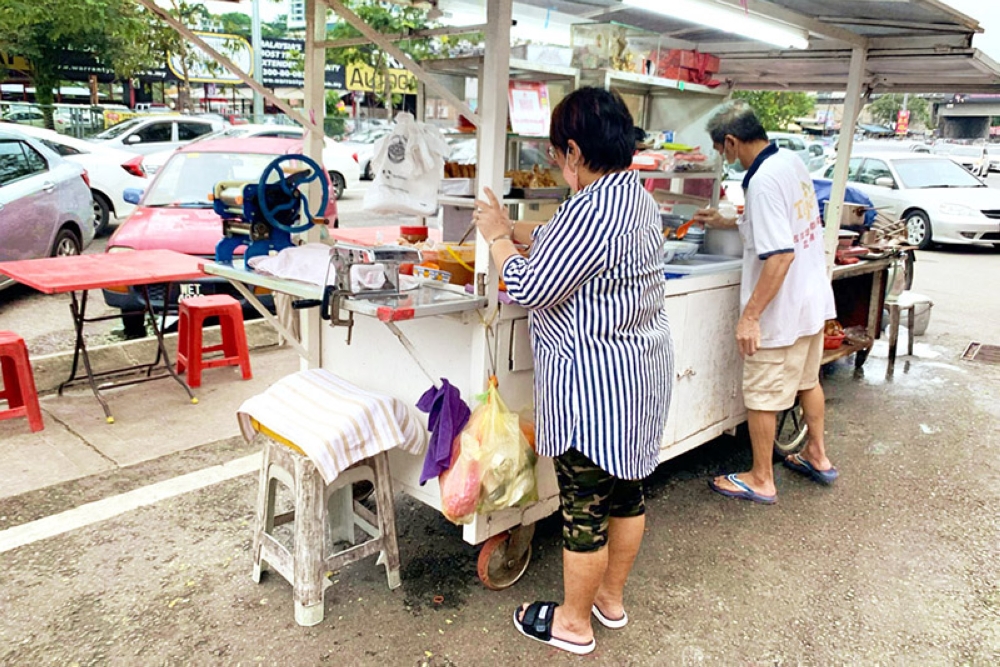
[341,127,393,180]
[11,124,147,236]
[102,137,339,331]
[820,152,1000,249]
[141,124,360,199]
[932,142,990,178]
[88,116,225,156]
[768,132,827,172]
[0,128,95,291]
[989,145,1000,173]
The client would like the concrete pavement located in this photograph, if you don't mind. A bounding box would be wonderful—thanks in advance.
[0,245,998,666]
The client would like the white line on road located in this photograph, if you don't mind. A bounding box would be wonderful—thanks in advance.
[0,454,261,554]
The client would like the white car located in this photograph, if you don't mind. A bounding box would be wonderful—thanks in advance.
[820,152,1000,249]
[88,116,225,156]
[11,124,147,235]
[141,124,360,199]
[932,142,990,178]
[341,127,393,180]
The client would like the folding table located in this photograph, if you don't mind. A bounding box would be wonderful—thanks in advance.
[0,249,206,423]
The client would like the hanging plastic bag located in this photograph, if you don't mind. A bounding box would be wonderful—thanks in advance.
[439,404,487,524]
[363,112,451,217]
[439,384,537,524]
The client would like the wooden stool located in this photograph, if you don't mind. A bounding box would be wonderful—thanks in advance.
[886,291,932,378]
[0,331,44,433]
[251,427,401,626]
[176,295,252,388]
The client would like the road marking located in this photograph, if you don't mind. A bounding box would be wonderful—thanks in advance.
[0,454,261,554]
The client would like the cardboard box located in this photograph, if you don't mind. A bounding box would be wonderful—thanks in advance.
[659,65,695,82]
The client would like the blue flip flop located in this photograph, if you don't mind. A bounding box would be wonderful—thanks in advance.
[784,454,839,485]
[708,473,777,505]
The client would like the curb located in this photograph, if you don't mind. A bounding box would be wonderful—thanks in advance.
[30,320,282,394]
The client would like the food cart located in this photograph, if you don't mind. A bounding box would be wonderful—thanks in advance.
[144,0,1000,588]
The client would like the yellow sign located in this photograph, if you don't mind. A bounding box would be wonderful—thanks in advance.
[346,63,417,95]
[102,110,139,128]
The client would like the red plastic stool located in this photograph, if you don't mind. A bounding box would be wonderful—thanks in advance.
[0,331,44,432]
[176,295,252,388]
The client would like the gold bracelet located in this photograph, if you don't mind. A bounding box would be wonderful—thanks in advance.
[489,234,512,247]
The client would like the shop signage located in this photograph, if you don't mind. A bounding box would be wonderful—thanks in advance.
[508,81,551,137]
[168,32,252,84]
[258,38,346,90]
[346,63,418,95]
[896,109,911,135]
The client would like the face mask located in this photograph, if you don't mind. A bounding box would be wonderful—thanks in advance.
[562,162,580,192]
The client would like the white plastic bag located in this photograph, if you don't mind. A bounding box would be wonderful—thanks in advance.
[363,112,451,216]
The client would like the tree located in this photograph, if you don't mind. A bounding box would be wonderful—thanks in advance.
[0,0,158,127]
[733,90,815,132]
[868,94,931,129]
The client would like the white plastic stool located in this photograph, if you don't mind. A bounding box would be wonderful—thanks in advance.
[886,291,933,378]
[250,429,401,626]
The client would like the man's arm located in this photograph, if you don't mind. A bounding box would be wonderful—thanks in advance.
[738,252,794,357]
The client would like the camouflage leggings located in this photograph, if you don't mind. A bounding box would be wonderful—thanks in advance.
[554,448,646,553]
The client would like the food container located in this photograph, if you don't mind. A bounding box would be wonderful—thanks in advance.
[424,243,476,286]
[509,186,570,200]
[823,333,846,350]
[399,226,428,244]
[510,44,574,67]
[440,178,512,197]
[661,240,699,264]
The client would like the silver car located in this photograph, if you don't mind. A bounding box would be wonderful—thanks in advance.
[0,128,94,291]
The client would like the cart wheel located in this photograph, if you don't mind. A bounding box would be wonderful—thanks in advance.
[477,525,534,591]
[773,400,808,457]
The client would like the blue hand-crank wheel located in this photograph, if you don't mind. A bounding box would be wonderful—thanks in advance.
[256,154,329,235]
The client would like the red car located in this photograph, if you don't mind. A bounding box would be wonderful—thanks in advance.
[103,137,337,335]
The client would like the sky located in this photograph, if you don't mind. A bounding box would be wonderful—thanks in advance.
[180,0,1000,61]
[941,0,1000,62]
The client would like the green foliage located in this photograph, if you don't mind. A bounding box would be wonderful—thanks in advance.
[218,12,290,40]
[0,0,159,127]
[732,90,815,132]
[868,94,931,128]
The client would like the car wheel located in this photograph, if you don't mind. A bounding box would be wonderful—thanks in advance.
[905,210,933,250]
[328,171,346,200]
[51,228,82,257]
[364,160,374,180]
[92,192,111,236]
[120,311,147,339]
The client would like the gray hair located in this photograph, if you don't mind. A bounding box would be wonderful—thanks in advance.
[706,100,769,146]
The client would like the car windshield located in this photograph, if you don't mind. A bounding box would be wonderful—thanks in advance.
[93,117,147,140]
[893,158,985,189]
[144,151,283,207]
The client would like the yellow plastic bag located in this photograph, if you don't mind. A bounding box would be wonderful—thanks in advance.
[439,384,538,524]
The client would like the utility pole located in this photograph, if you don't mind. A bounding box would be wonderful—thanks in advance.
[252,0,264,122]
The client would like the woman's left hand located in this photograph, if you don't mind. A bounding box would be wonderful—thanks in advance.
[473,187,513,243]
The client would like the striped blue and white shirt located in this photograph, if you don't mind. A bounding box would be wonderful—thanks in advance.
[501,170,673,480]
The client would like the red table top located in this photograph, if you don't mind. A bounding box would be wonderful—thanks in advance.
[0,249,206,294]
[331,225,442,246]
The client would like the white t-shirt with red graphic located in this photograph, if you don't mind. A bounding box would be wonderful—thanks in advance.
[738,147,836,348]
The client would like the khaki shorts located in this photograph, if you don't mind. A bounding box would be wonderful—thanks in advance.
[743,331,823,412]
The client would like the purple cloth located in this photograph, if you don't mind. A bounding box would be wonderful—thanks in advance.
[416,379,471,485]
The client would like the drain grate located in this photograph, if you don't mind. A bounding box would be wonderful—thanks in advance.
[962,342,1000,364]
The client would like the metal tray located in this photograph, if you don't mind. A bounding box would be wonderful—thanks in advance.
[509,186,570,200]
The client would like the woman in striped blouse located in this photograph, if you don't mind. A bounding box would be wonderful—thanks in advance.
[474,87,673,655]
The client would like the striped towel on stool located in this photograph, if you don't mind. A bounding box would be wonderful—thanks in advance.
[237,368,427,484]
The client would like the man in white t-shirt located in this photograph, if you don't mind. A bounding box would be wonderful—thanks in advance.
[693,101,838,504]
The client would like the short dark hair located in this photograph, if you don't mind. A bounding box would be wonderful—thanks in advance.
[706,100,769,146]
[550,87,635,172]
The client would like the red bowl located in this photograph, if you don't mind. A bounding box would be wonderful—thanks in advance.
[824,333,846,350]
